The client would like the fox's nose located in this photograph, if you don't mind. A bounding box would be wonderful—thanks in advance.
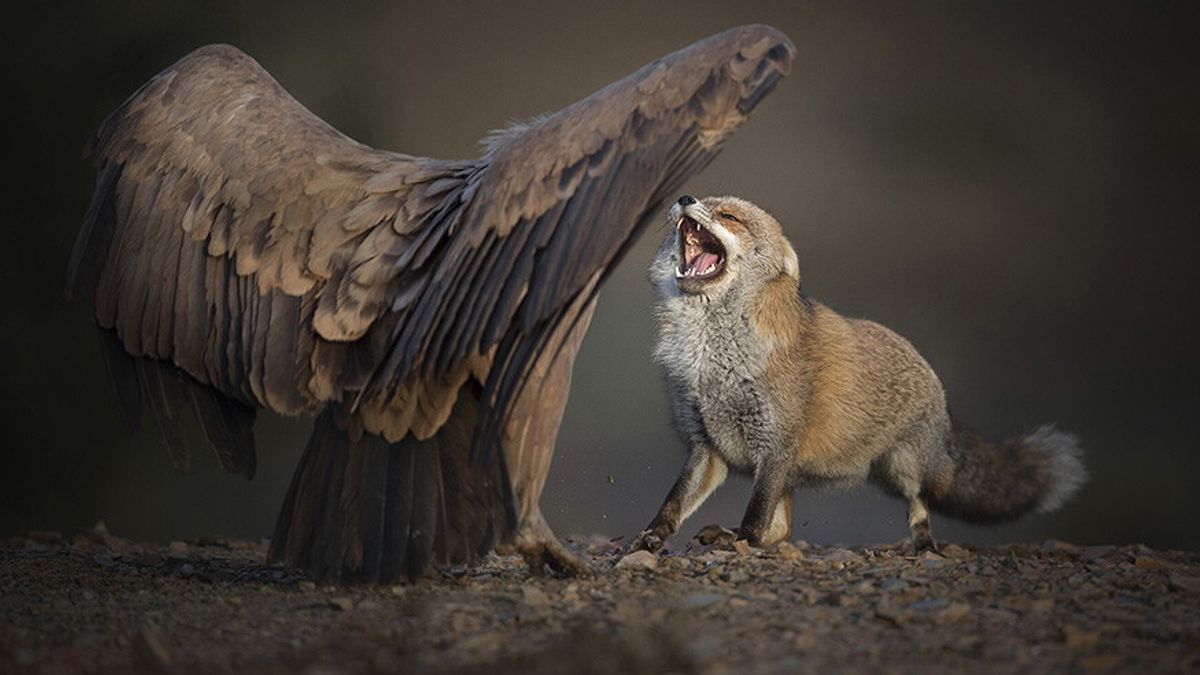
[678,195,697,207]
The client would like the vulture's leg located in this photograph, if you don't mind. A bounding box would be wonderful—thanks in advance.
[497,297,599,577]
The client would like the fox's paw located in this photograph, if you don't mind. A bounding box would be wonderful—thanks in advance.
[631,529,667,554]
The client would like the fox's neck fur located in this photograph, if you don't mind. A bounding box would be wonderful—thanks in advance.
[654,271,808,387]
[653,268,815,472]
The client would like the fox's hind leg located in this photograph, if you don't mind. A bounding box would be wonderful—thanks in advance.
[873,441,938,553]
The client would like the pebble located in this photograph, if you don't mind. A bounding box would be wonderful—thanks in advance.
[132,625,173,670]
[1063,624,1101,650]
[908,599,971,624]
[1042,539,1077,553]
[328,597,354,611]
[521,586,551,608]
[939,543,971,559]
[820,548,861,562]
[684,593,726,609]
[1133,556,1165,571]
[1168,575,1200,593]
[1078,653,1123,671]
[26,530,63,544]
[615,550,658,571]
[694,525,735,546]
[723,568,749,583]
[769,542,804,560]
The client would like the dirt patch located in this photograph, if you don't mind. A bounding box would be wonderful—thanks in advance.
[2,528,1197,674]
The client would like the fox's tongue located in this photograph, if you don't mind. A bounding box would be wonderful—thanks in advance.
[688,252,720,275]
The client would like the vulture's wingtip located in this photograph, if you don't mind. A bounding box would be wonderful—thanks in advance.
[730,24,797,68]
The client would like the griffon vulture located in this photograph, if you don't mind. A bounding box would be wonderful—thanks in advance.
[68,25,794,582]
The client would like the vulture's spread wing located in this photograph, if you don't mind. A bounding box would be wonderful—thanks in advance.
[70,27,794,478]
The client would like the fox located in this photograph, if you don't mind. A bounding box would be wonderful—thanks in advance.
[633,195,1086,553]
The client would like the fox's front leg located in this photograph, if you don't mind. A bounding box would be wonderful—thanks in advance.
[634,445,728,552]
[738,454,793,547]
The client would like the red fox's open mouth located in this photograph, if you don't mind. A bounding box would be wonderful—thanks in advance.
[676,216,726,282]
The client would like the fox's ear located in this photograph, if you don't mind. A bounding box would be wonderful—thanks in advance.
[781,241,800,281]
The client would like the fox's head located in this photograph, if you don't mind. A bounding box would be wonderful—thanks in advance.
[653,195,799,297]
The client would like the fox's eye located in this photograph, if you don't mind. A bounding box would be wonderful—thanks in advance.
[719,212,742,224]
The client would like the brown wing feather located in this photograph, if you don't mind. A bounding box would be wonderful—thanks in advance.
[71,26,793,471]
[69,44,473,420]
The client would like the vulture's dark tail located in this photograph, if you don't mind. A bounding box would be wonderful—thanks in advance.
[269,386,514,583]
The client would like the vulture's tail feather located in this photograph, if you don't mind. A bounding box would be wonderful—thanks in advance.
[270,386,514,583]
[98,327,257,478]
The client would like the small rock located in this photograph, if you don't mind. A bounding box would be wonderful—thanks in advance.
[695,524,736,546]
[167,542,189,560]
[129,552,164,567]
[879,578,908,592]
[930,602,970,625]
[296,580,317,592]
[356,600,380,611]
[1168,575,1200,593]
[177,564,195,578]
[328,597,354,611]
[26,530,63,544]
[875,601,909,625]
[83,521,119,548]
[1133,555,1165,571]
[615,550,658,571]
[1077,653,1122,671]
[821,548,861,562]
[684,593,725,609]
[907,598,969,624]
[1079,545,1117,560]
[723,568,749,583]
[1029,598,1055,614]
[769,542,804,560]
[1042,539,1076,553]
[939,543,970,559]
[1063,624,1100,650]
[521,586,551,607]
[132,625,173,672]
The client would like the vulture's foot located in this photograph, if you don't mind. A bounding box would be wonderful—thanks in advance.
[505,508,595,578]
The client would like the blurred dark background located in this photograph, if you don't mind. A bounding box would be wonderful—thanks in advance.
[2,1,1197,550]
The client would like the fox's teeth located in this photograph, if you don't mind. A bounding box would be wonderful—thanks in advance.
[675,266,686,278]
[703,263,715,275]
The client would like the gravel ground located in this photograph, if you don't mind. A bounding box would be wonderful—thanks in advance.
[1,526,1197,674]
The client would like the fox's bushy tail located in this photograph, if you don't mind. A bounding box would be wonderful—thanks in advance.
[925,420,1086,523]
